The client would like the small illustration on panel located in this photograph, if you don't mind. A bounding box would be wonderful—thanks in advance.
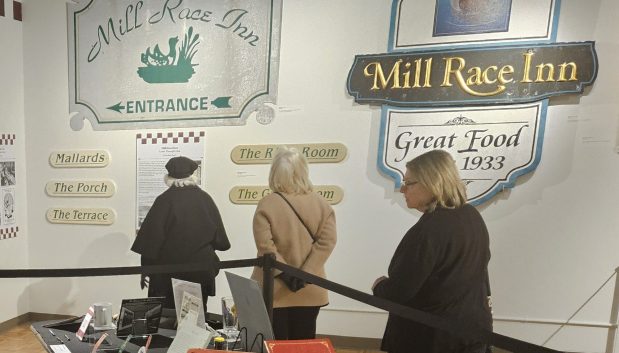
[3,189,15,225]
[433,0,513,36]
[0,161,15,186]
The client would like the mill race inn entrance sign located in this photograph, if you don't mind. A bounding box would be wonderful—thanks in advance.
[347,0,598,206]
[68,0,282,130]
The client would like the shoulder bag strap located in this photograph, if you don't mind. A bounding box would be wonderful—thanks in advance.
[275,192,317,244]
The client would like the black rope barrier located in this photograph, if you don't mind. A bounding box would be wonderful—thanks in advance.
[273,261,566,353]
[0,258,260,278]
[0,255,567,353]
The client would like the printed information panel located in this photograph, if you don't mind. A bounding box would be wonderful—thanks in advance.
[136,131,205,229]
[0,134,17,240]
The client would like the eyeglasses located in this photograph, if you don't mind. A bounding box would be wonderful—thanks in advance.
[402,180,418,188]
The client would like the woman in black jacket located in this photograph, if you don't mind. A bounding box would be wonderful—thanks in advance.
[131,156,230,310]
[372,149,492,353]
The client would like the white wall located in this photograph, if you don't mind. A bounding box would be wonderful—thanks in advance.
[13,0,619,352]
[487,1,619,352]
[0,0,30,324]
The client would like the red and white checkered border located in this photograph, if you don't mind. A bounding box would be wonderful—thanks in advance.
[0,134,16,145]
[0,226,18,240]
[0,1,22,21]
[136,131,205,145]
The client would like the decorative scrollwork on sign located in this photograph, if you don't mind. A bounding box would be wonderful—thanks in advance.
[445,115,476,125]
[67,0,283,130]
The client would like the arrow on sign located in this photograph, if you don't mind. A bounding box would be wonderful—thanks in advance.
[107,102,125,113]
[211,96,231,108]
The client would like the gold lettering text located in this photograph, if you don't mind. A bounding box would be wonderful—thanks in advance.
[522,51,534,83]
[535,63,555,82]
[364,60,402,90]
[558,62,578,81]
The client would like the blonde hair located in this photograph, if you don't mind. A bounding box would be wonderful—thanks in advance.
[406,149,467,212]
[269,146,313,194]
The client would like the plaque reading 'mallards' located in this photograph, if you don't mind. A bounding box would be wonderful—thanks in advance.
[347,42,597,107]
[49,150,110,168]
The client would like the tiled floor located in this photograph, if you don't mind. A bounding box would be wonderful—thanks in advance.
[0,320,383,353]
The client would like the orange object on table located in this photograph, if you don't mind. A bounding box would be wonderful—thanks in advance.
[264,338,336,353]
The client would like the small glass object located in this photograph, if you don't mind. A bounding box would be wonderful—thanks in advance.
[221,297,237,331]
[221,296,239,348]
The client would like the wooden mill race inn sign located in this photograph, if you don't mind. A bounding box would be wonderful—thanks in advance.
[347,0,598,206]
[68,0,282,130]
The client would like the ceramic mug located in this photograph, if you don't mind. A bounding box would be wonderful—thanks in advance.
[93,302,113,329]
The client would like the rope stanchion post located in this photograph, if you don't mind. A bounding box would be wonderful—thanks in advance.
[261,253,275,324]
[605,267,619,353]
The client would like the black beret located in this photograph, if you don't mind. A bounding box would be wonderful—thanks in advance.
[165,156,198,179]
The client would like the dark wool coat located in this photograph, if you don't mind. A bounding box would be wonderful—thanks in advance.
[373,204,492,353]
[131,185,230,309]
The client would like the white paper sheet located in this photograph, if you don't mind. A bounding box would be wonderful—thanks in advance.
[135,131,205,229]
[167,311,212,353]
[50,344,71,353]
[171,278,205,326]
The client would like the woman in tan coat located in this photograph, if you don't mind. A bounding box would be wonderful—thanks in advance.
[251,146,337,340]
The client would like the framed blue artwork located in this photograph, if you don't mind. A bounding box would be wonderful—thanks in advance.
[433,0,513,36]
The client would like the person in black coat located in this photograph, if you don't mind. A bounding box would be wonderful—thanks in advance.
[372,149,492,353]
[131,156,231,310]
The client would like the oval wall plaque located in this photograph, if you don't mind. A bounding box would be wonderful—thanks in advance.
[49,150,110,168]
[229,185,343,205]
[46,207,116,225]
[45,180,116,197]
[231,143,347,164]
